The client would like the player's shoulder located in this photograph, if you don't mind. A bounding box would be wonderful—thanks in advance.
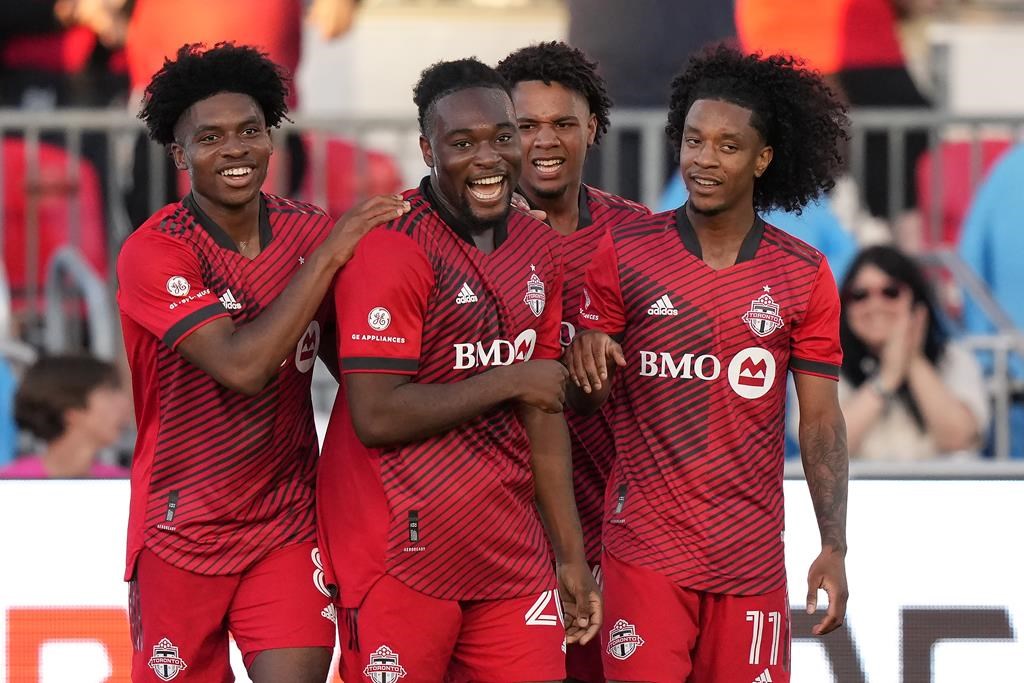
[608,208,675,242]
[760,220,826,268]
[584,184,651,216]
[263,193,330,218]
[119,202,196,259]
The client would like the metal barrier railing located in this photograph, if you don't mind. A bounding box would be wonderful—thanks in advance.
[43,246,116,360]
[2,106,1023,457]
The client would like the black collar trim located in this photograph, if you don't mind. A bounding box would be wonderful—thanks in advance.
[673,203,765,264]
[183,193,272,254]
[420,176,508,249]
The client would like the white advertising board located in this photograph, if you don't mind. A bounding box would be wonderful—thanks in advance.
[1,480,1022,682]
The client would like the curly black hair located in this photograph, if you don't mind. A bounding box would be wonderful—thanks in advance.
[139,42,291,146]
[15,355,121,443]
[666,46,849,214]
[413,58,511,135]
[495,41,612,145]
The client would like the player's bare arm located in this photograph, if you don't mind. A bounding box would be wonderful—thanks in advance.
[518,405,602,645]
[176,195,408,395]
[794,372,850,636]
[345,359,567,448]
[564,329,625,414]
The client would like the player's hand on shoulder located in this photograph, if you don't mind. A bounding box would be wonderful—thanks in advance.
[511,191,547,222]
[506,359,568,413]
[566,329,626,393]
[324,194,410,267]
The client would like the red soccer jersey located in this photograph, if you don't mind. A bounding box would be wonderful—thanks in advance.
[560,185,649,563]
[580,207,842,595]
[317,179,564,607]
[117,193,333,580]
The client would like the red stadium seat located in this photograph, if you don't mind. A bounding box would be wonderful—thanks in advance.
[915,138,1013,248]
[2,137,108,313]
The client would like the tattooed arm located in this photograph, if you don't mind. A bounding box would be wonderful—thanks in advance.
[793,372,849,636]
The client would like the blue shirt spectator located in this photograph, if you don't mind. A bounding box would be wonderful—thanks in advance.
[0,360,17,466]
[658,175,857,282]
[958,143,1024,457]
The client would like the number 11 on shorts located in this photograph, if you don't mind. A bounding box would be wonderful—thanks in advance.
[745,610,781,666]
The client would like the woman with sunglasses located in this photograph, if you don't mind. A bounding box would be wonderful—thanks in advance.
[839,245,990,459]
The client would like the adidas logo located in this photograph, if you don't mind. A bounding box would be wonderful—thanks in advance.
[455,282,479,305]
[647,294,679,316]
[219,289,242,310]
[752,668,773,683]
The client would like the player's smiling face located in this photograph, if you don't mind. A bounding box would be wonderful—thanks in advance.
[512,80,596,203]
[680,98,772,217]
[171,92,272,212]
[420,86,521,231]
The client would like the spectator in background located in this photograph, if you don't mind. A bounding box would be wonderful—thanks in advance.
[736,0,934,226]
[958,143,1024,458]
[838,245,989,460]
[0,354,130,478]
[567,0,736,199]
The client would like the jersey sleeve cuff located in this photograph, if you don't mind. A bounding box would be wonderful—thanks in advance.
[163,303,231,350]
[341,356,419,374]
[790,356,840,380]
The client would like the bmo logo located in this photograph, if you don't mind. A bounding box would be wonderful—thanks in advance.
[638,351,721,380]
[453,329,537,369]
[727,347,776,399]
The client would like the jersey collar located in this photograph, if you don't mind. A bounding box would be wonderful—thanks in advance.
[673,202,765,264]
[420,176,509,249]
[184,192,272,254]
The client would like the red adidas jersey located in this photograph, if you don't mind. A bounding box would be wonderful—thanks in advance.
[317,179,564,607]
[117,193,333,580]
[560,185,649,564]
[580,207,841,595]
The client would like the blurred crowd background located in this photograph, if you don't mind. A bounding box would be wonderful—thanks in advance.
[3,0,1024,478]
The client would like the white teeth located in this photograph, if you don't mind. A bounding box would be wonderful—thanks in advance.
[220,167,252,177]
[470,175,503,186]
[534,159,563,168]
[693,178,718,186]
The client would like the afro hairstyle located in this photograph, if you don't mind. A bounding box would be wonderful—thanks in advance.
[496,41,612,145]
[139,42,291,146]
[666,45,849,214]
[413,58,511,135]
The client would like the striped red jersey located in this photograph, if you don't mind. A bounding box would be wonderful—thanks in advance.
[580,206,842,595]
[317,179,564,607]
[560,185,649,563]
[117,193,332,580]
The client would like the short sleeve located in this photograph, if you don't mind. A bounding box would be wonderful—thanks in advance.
[531,244,564,361]
[790,257,842,380]
[116,232,229,350]
[336,230,434,375]
[577,230,627,335]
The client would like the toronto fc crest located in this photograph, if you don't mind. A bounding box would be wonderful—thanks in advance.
[607,619,645,660]
[363,645,408,683]
[524,265,546,317]
[742,288,785,337]
[148,638,188,680]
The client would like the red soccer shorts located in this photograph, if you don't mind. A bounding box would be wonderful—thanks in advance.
[130,542,335,681]
[339,574,567,682]
[601,551,791,683]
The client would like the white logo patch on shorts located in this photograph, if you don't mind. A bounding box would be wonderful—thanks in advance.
[148,637,188,680]
[606,619,645,660]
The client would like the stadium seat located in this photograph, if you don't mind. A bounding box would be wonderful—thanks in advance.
[915,138,1013,248]
[1,136,108,314]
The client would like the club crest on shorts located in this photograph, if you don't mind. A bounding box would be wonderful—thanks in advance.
[524,265,546,317]
[363,645,407,683]
[742,288,785,338]
[148,638,187,681]
[606,619,645,660]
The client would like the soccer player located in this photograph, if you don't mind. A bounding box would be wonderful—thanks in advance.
[496,41,649,683]
[567,47,850,682]
[116,43,408,682]
[316,58,601,682]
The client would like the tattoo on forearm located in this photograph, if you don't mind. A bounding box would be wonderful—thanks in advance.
[801,416,849,553]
